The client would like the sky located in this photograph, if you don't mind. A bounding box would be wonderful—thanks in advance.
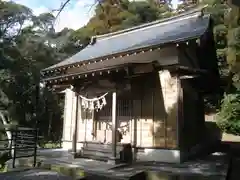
[9,0,180,32]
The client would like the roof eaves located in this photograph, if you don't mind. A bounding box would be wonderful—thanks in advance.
[42,31,206,74]
[95,5,208,41]
[41,63,133,83]
[41,35,202,80]
[41,5,209,73]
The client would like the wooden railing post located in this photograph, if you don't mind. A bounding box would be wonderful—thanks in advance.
[33,128,38,167]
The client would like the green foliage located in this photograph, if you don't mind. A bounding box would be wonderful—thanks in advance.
[68,0,173,50]
[200,0,240,134]
[0,0,65,141]
[216,91,240,135]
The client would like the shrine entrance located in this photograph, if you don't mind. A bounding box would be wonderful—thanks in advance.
[77,92,109,143]
[78,89,133,144]
[94,98,132,144]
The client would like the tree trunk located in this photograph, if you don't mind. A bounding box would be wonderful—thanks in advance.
[225,71,234,93]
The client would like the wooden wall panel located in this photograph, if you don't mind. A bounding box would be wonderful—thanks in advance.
[154,70,178,149]
[74,70,179,149]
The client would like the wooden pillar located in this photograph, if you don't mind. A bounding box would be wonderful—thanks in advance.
[111,91,117,159]
[133,108,137,161]
[131,81,137,161]
[72,94,80,158]
[62,87,75,150]
[177,77,183,151]
[92,110,96,140]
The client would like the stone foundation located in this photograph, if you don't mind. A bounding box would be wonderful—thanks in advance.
[137,149,181,163]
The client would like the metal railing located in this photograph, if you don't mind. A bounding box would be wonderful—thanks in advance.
[0,126,38,168]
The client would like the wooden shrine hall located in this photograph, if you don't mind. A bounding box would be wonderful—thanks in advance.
[41,8,220,164]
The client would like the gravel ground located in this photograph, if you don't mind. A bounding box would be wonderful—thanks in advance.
[0,169,73,180]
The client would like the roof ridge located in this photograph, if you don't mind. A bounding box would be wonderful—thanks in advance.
[93,4,208,41]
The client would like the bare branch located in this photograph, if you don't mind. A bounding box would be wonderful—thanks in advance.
[54,0,71,20]
[52,0,123,30]
[87,0,100,14]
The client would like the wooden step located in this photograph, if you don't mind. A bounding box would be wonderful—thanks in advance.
[82,147,111,154]
[82,146,122,154]
[80,142,122,161]
[80,150,120,162]
[80,154,109,162]
[81,147,120,160]
[85,142,123,152]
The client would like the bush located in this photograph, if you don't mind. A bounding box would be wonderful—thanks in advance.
[0,151,11,170]
[216,90,240,135]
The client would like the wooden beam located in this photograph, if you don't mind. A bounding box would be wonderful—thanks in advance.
[42,64,130,83]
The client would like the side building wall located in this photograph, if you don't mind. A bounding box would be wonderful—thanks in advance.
[179,79,209,161]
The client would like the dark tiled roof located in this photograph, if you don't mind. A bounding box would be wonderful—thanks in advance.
[44,10,211,71]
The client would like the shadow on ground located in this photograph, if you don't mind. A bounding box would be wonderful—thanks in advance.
[0,169,73,180]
